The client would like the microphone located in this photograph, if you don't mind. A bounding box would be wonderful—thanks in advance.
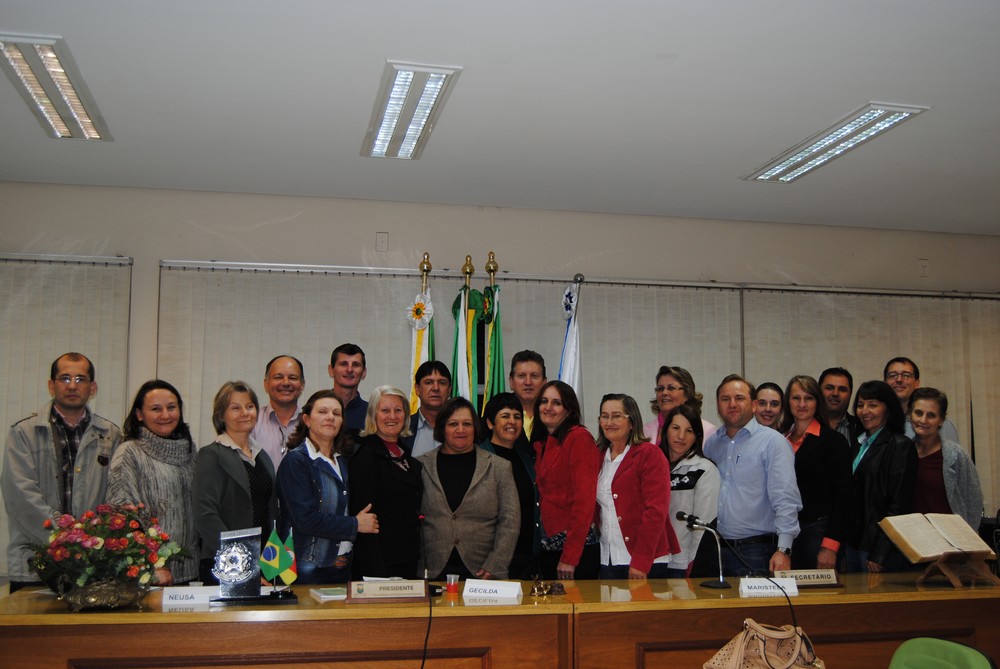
[675,512,731,590]
[676,511,708,530]
[418,514,443,596]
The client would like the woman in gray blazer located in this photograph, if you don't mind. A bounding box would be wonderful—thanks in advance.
[418,397,519,580]
[193,381,278,583]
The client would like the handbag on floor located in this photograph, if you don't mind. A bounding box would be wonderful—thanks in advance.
[704,618,825,669]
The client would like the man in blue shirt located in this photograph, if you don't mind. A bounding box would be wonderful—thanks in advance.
[703,374,801,576]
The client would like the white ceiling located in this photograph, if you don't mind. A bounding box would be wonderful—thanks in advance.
[2,0,999,235]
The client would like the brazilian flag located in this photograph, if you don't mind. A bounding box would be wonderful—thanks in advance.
[259,528,285,581]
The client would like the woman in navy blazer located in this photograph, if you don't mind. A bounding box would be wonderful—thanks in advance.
[193,381,278,583]
[594,393,679,579]
[277,391,379,584]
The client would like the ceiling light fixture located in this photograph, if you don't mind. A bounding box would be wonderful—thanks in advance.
[0,34,110,140]
[362,60,461,159]
[745,102,926,183]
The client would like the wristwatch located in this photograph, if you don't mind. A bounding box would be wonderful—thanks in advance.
[777,547,792,556]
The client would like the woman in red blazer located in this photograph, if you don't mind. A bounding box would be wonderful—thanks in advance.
[595,393,679,579]
[534,381,602,580]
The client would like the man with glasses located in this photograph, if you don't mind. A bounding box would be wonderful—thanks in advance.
[883,357,960,443]
[2,352,121,592]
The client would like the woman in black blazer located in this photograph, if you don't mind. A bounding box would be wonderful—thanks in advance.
[348,385,423,579]
[844,380,917,573]
[193,381,278,583]
[780,375,852,570]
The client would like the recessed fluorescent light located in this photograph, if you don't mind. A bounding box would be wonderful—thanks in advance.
[745,102,926,183]
[362,60,461,159]
[0,34,110,140]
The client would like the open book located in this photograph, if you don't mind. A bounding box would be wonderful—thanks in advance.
[879,513,995,564]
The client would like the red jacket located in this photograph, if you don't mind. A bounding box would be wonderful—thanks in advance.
[535,425,602,567]
[595,442,680,574]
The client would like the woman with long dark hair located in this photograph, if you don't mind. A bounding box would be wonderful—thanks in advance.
[277,390,379,583]
[533,380,602,580]
[108,379,198,584]
[660,404,720,577]
[778,375,852,570]
[844,380,916,572]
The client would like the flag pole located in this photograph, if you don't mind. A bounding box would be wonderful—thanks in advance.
[420,252,432,294]
[482,252,499,413]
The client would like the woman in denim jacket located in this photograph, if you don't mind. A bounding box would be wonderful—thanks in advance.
[276,391,378,584]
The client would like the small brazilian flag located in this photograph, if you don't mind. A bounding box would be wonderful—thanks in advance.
[259,527,284,581]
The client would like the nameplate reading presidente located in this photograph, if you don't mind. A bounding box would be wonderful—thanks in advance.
[462,579,523,601]
[346,579,428,603]
[738,577,799,598]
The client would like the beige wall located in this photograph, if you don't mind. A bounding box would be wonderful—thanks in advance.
[2,181,999,393]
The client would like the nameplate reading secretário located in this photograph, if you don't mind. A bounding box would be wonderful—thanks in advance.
[773,569,841,587]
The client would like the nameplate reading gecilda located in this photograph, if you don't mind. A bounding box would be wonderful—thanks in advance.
[346,580,429,604]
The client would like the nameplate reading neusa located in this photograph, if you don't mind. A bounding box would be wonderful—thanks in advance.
[462,579,523,603]
[738,577,799,598]
[346,579,428,604]
[162,585,217,608]
[772,569,841,587]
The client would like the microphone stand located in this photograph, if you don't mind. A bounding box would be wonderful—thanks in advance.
[678,513,731,589]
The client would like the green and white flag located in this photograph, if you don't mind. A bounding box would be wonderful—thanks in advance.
[451,285,484,410]
[481,283,505,414]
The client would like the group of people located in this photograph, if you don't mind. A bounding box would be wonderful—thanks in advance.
[1,348,986,591]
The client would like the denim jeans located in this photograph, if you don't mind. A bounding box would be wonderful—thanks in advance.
[842,545,910,573]
[298,559,351,584]
[791,517,828,570]
[719,537,777,576]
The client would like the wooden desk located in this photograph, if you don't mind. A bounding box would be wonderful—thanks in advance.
[0,587,572,669]
[2,574,997,668]
[573,574,1000,668]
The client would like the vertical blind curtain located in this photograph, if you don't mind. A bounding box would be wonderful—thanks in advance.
[157,264,998,514]
[156,267,742,448]
[743,288,997,512]
[0,255,131,577]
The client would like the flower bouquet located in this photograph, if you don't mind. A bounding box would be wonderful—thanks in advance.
[30,503,183,611]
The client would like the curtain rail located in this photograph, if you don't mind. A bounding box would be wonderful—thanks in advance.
[2,253,132,266]
[160,259,1000,301]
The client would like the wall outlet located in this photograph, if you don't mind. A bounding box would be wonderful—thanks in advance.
[918,258,930,277]
[376,232,388,252]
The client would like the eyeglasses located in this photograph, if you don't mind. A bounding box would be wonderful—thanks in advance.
[655,384,685,393]
[54,375,91,385]
[598,413,629,423]
[885,372,915,381]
